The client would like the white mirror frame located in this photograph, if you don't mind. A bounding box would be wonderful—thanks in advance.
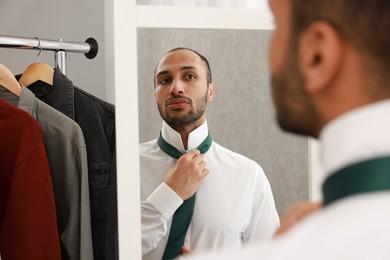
[105,1,141,259]
[105,2,322,259]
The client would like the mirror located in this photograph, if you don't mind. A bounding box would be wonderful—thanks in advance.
[1,1,313,259]
[137,28,309,217]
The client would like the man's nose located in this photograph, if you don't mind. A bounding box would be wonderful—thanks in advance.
[169,79,185,95]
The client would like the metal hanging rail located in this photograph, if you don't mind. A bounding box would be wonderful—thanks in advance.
[0,35,98,75]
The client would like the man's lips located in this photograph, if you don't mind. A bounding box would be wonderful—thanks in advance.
[166,98,190,108]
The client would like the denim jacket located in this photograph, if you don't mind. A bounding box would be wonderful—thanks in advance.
[22,69,118,260]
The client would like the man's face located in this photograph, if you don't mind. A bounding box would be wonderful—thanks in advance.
[268,0,320,137]
[154,49,212,129]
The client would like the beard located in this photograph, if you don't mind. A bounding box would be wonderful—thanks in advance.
[271,48,322,138]
[158,89,208,129]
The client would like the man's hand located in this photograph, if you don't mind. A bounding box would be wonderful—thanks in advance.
[181,246,193,255]
[176,246,193,259]
[274,201,322,237]
[164,150,209,200]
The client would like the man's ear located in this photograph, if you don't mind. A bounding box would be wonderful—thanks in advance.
[298,21,343,94]
[207,83,215,102]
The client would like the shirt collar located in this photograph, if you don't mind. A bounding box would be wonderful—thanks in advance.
[15,68,75,119]
[52,68,75,119]
[319,99,390,177]
[18,86,38,118]
[0,85,19,106]
[161,120,209,154]
[0,85,36,116]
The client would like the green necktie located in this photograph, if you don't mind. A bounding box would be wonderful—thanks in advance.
[158,132,212,260]
[323,156,390,206]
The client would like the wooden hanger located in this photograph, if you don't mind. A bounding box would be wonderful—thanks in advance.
[0,64,22,96]
[18,62,54,87]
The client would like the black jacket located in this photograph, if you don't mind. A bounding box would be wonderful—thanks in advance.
[20,68,118,260]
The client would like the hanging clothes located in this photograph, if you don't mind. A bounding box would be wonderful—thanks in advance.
[0,86,94,260]
[0,98,61,260]
[17,68,118,260]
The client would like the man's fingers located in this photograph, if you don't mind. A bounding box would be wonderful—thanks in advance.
[199,160,207,167]
[202,168,209,177]
[185,149,201,159]
[274,201,322,237]
[180,150,205,165]
[291,202,322,221]
[181,246,193,255]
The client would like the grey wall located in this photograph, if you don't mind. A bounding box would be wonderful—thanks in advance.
[0,0,110,102]
[138,28,309,216]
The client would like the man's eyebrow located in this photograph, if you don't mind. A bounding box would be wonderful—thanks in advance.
[155,66,198,78]
[180,66,197,71]
[155,70,170,78]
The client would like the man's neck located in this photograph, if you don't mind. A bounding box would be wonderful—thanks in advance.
[170,120,205,150]
[176,126,197,150]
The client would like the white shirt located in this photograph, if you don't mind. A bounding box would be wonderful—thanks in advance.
[188,99,390,260]
[140,121,280,260]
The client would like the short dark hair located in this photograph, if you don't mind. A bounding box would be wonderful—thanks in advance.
[291,0,390,85]
[154,47,213,88]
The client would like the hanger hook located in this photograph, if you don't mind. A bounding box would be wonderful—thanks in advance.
[33,37,42,62]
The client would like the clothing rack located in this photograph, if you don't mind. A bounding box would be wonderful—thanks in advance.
[0,35,98,75]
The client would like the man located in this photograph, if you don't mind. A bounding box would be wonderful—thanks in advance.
[140,47,280,260]
[188,0,390,259]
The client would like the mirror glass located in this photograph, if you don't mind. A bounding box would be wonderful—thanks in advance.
[137,27,309,216]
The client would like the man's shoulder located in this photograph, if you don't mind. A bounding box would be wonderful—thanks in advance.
[211,141,261,168]
[139,139,158,150]
[139,139,164,158]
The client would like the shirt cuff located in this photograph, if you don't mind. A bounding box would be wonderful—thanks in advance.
[146,183,183,220]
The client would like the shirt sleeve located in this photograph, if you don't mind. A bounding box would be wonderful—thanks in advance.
[243,165,280,242]
[76,145,94,260]
[141,182,183,255]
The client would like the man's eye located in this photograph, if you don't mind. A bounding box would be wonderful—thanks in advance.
[185,74,196,80]
[159,78,170,85]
